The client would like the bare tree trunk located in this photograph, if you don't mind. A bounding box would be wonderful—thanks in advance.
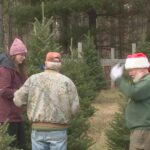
[146,17,150,41]
[118,1,125,58]
[88,9,97,30]
[88,9,98,49]
[0,0,4,49]
[61,14,69,53]
[8,0,14,48]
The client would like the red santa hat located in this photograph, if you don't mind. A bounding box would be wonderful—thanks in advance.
[125,53,150,69]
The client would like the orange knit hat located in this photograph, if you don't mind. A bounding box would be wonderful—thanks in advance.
[45,52,61,62]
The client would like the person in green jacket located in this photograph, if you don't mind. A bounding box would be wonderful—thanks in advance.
[110,52,150,150]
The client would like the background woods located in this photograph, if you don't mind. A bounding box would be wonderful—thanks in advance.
[0,0,150,56]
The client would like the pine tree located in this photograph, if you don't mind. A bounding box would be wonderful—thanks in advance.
[137,41,150,58]
[61,49,95,150]
[25,2,101,149]
[106,98,130,150]
[25,2,94,149]
[0,123,20,150]
[24,3,61,149]
[82,32,105,92]
[27,17,60,74]
[60,33,106,149]
[27,2,60,74]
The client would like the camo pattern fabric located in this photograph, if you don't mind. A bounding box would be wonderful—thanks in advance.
[13,70,80,124]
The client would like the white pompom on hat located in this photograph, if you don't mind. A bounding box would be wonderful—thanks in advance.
[125,53,150,69]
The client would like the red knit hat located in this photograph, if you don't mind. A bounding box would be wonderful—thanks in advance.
[9,38,27,56]
[125,53,150,69]
[45,52,61,62]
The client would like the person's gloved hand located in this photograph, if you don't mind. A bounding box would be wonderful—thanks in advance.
[110,64,124,81]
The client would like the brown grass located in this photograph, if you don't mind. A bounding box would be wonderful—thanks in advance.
[88,89,123,150]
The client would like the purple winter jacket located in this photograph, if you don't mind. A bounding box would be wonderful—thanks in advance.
[0,53,26,122]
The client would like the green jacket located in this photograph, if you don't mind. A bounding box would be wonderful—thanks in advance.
[116,74,150,130]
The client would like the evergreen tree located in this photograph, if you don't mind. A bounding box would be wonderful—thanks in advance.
[27,16,60,74]
[0,123,20,150]
[27,17,60,74]
[60,32,106,149]
[62,54,96,116]
[25,3,95,149]
[82,33,105,92]
[23,109,31,150]
[11,0,121,52]
[24,3,61,149]
[27,2,60,74]
[61,50,95,150]
[106,97,130,150]
[137,41,150,58]
[24,2,105,149]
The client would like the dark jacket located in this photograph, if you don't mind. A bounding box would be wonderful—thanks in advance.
[0,52,25,122]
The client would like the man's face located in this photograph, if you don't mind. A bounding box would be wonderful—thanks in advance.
[128,68,145,83]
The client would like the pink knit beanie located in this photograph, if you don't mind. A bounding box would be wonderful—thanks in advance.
[9,38,27,56]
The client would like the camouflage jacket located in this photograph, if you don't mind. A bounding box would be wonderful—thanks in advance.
[13,70,80,124]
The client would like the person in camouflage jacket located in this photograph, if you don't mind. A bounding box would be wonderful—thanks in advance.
[13,52,80,150]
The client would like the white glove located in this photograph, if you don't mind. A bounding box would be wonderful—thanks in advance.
[110,64,124,81]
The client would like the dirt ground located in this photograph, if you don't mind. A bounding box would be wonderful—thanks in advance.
[87,89,122,150]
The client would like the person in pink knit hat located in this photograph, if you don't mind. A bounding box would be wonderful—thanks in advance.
[13,52,80,150]
[0,38,28,149]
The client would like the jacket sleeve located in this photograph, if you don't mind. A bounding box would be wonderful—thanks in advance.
[0,67,16,99]
[68,80,80,116]
[13,78,30,107]
[116,76,150,101]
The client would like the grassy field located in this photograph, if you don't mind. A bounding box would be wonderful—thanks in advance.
[88,89,123,150]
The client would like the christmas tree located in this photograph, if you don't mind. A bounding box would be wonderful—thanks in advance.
[106,98,130,150]
[0,122,20,150]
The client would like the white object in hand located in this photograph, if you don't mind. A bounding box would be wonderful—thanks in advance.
[110,64,124,81]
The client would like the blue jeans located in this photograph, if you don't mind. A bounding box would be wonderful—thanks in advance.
[31,129,67,150]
